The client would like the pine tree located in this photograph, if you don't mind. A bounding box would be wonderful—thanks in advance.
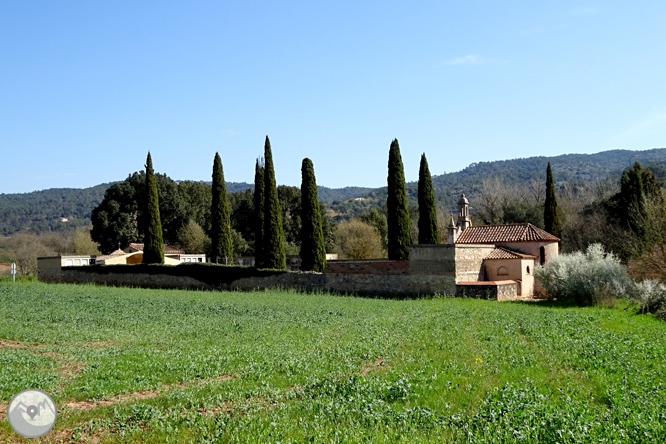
[544,162,562,238]
[262,136,286,269]
[211,152,233,263]
[417,153,440,244]
[386,139,412,260]
[300,158,326,272]
[142,152,164,264]
[253,158,265,268]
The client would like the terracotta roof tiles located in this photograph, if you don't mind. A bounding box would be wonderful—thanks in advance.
[455,223,560,244]
[127,243,184,254]
[484,247,536,260]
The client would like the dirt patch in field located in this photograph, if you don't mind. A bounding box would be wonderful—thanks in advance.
[47,358,387,442]
[64,374,238,411]
[0,338,33,347]
[360,357,384,375]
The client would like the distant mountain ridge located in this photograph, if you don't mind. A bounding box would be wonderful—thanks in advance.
[1,148,665,235]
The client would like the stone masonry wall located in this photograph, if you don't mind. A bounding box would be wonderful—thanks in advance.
[409,245,456,275]
[39,267,457,296]
[325,260,410,275]
[39,268,214,290]
[455,281,518,300]
[454,245,496,283]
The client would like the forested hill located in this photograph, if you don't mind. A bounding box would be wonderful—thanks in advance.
[0,183,113,235]
[0,180,373,236]
[328,148,666,215]
[2,148,666,235]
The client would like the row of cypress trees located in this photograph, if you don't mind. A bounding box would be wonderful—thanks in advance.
[140,139,442,265]
[141,138,328,271]
[253,137,327,271]
[146,139,562,268]
[387,139,440,260]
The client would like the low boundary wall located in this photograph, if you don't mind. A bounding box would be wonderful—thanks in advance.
[39,266,457,297]
[325,260,409,275]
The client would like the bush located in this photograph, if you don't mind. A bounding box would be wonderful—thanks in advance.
[625,279,666,319]
[534,244,629,305]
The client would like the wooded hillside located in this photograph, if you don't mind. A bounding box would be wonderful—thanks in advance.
[2,148,666,235]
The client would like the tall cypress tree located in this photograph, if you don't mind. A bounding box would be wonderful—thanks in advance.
[300,158,326,272]
[620,162,648,242]
[253,158,265,268]
[544,162,562,238]
[262,136,286,269]
[211,152,233,263]
[387,139,412,260]
[417,153,440,244]
[142,152,164,264]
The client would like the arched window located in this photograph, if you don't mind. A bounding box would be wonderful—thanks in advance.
[540,246,546,265]
[497,266,509,276]
[526,266,531,274]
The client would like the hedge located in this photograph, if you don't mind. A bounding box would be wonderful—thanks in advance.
[67,263,287,287]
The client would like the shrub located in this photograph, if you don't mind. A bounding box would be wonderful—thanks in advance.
[534,244,629,305]
[625,279,666,318]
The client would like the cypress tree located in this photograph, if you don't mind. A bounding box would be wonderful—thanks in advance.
[142,152,164,264]
[544,162,562,238]
[417,153,440,244]
[211,152,233,263]
[253,158,265,268]
[300,158,326,272]
[621,162,648,242]
[262,136,286,269]
[386,139,412,260]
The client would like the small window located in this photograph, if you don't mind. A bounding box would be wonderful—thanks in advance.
[526,266,531,274]
[497,266,509,276]
[540,246,546,266]
[198,258,203,262]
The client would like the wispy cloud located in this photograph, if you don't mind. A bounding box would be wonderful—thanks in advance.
[447,55,484,66]
[611,108,666,144]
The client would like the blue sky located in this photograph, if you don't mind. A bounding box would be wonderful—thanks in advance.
[2,1,666,194]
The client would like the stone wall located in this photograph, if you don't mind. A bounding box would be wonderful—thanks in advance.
[455,280,518,300]
[325,273,455,296]
[39,267,456,296]
[39,268,214,290]
[325,260,409,275]
[454,245,496,283]
[409,245,456,274]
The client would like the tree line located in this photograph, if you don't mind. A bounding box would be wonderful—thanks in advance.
[89,137,444,269]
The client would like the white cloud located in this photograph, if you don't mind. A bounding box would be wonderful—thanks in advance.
[611,109,666,145]
[447,55,484,65]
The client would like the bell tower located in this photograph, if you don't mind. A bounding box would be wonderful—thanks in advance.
[457,193,472,231]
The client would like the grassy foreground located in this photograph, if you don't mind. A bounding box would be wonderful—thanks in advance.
[0,282,665,443]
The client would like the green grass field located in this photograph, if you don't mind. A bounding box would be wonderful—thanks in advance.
[0,282,665,443]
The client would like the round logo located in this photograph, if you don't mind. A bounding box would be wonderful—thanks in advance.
[7,389,57,438]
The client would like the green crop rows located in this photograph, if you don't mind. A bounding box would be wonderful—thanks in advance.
[1,282,665,442]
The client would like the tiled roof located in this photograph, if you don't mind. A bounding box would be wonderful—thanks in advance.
[96,251,131,261]
[484,247,536,260]
[455,223,560,244]
[127,243,184,254]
